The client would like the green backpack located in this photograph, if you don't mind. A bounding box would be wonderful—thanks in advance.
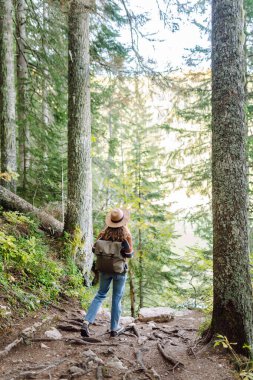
[94,240,126,274]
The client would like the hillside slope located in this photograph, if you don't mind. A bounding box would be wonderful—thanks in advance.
[0,210,87,331]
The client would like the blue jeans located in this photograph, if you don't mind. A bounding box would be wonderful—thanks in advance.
[85,272,127,331]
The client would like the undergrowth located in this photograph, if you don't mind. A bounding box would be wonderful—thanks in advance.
[214,335,253,379]
[0,209,94,328]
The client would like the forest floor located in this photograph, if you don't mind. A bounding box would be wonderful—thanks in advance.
[0,297,236,380]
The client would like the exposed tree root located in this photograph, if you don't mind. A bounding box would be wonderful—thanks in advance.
[50,304,66,313]
[132,325,140,337]
[57,324,81,332]
[0,316,53,359]
[31,336,103,345]
[0,337,23,359]
[31,337,63,342]
[96,365,104,380]
[81,337,103,343]
[60,318,83,326]
[153,331,165,340]
[65,337,119,346]
[157,343,184,370]
[135,348,146,369]
[187,326,214,356]
[115,324,141,338]
[8,358,67,379]
[121,348,161,380]
[122,368,143,380]
[201,326,213,344]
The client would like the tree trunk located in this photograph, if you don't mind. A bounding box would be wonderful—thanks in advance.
[134,79,144,310]
[138,228,144,309]
[41,0,52,164]
[105,111,112,208]
[0,185,63,235]
[129,261,136,317]
[0,0,17,192]
[211,0,253,353]
[65,0,95,281]
[16,0,30,192]
[42,0,52,129]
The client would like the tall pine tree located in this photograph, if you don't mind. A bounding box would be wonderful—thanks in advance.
[211,0,253,353]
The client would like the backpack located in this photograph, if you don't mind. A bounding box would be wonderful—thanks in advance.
[94,240,126,274]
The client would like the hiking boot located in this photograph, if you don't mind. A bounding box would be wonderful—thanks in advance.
[110,326,125,338]
[81,321,90,337]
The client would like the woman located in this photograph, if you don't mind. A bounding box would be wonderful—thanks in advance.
[81,208,133,338]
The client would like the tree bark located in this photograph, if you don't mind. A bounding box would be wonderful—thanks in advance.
[0,185,63,235]
[129,261,136,317]
[65,0,95,280]
[0,0,17,192]
[138,228,144,309]
[16,0,30,192]
[42,0,53,133]
[211,0,253,353]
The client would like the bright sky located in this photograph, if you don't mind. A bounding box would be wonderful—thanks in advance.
[119,0,211,71]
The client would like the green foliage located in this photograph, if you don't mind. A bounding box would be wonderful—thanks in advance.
[0,227,62,304]
[63,256,95,309]
[16,0,130,206]
[214,335,253,379]
[63,228,84,261]
[10,0,253,320]
[91,77,180,312]
[0,212,89,320]
[3,211,35,226]
[177,245,212,308]
[2,211,39,234]
[198,312,211,336]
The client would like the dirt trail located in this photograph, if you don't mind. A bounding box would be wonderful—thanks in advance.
[0,299,235,380]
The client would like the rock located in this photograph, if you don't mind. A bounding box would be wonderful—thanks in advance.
[106,356,128,370]
[149,368,161,380]
[0,305,11,316]
[102,366,113,378]
[138,336,148,345]
[95,357,104,365]
[82,349,104,364]
[120,316,135,325]
[40,343,49,349]
[174,309,193,317]
[78,309,86,316]
[147,321,157,328]
[44,327,62,340]
[138,307,175,323]
[69,366,86,375]
[11,359,23,363]
[82,349,97,358]
[97,307,111,319]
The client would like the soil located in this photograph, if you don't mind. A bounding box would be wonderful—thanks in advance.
[0,299,237,380]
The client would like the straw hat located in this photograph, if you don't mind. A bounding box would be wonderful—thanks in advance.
[105,208,130,228]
